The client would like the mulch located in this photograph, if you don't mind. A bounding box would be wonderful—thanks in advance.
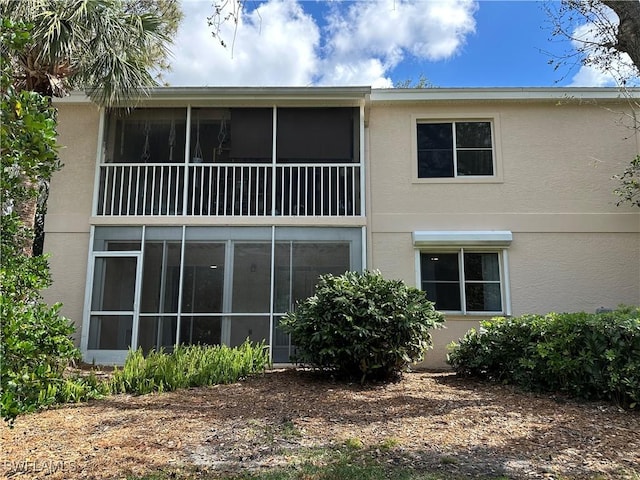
[1,369,639,479]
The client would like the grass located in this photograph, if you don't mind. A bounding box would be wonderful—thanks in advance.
[125,443,512,480]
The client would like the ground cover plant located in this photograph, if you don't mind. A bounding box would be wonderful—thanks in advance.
[448,305,640,408]
[110,341,271,395]
[281,270,445,381]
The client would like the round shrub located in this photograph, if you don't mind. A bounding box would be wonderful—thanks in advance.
[280,270,445,382]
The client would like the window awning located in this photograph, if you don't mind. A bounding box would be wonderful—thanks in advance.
[412,230,513,247]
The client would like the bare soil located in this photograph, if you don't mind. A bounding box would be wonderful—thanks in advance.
[1,369,639,479]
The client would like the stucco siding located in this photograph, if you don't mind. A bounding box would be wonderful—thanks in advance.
[368,101,639,215]
[42,104,99,340]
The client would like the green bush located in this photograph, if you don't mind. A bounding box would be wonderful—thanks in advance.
[280,270,445,382]
[110,341,271,395]
[447,306,640,408]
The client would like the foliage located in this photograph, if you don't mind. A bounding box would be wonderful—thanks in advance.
[1,0,178,106]
[110,341,271,395]
[394,74,435,88]
[447,306,640,408]
[545,0,640,86]
[0,19,93,426]
[280,270,445,382]
[613,154,640,207]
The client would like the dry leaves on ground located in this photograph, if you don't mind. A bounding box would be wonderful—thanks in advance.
[1,369,639,479]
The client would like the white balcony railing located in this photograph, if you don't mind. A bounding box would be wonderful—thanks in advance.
[97,163,362,217]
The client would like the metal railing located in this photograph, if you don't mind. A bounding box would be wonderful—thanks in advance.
[96,163,362,217]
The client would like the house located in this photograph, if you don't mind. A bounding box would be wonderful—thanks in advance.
[45,87,640,369]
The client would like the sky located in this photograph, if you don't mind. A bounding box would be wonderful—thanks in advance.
[163,0,627,88]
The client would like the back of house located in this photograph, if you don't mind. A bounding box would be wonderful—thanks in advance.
[45,87,640,368]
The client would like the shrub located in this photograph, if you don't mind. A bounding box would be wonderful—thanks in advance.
[447,306,640,408]
[280,270,445,382]
[110,341,271,395]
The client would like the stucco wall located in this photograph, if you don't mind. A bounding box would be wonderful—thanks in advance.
[42,103,99,340]
[368,99,640,369]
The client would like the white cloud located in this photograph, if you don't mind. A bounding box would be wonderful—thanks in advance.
[165,0,478,87]
[168,0,320,86]
[568,18,639,87]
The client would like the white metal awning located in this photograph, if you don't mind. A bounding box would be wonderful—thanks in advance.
[412,230,513,247]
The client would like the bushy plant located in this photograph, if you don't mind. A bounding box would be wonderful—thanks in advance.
[0,20,91,425]
[280,270,445,382]
[448,306,640,408]
[110,341,271,395]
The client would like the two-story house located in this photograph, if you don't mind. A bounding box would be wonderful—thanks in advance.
[45,87,640,368]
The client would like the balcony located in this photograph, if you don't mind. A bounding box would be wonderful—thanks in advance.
[96,162,362,217]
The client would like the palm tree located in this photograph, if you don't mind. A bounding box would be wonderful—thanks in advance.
[0,0,179,253]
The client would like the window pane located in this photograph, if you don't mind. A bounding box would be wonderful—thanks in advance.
[465,283,502,311]
[456,122,492,148]
[180,316,221,346]
[421,253,459,282]
[138,316,177,353]
[91,257,137,311]
[417,123,452,149]
[88,315,133,350]
[141,242,182,313]
[418,150,454,178]
[464,253,500,281]
[422,283,461,311]
[457,150,494,176]
[229,316,270,348]
[182,243,225,313]
[232,243,271,313]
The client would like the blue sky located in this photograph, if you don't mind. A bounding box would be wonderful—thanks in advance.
[164,0,623,88]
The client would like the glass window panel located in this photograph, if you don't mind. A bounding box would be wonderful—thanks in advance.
[291,242,350,305]
[418,150,454,178]
[457,150,494,176]
[228,316,270,348]
[422,283,461,311]
[232,243,271,313]
[93,227,142,251]
[182,243,225,313]
[106,242,141,251]
[88,315,133,350]
[465,283,502,312]
[456,122,492,148]
[417,123,452,150]
[180,316,221,346]
[91,257,137,311]
[464,253,500,281]
[421,253,459,282]
[138,316,177,353]
[272,315,294,363]
[141,242,182,313]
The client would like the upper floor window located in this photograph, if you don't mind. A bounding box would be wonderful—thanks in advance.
[417,121,494,178]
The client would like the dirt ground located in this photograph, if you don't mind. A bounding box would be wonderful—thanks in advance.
[1,369,639,480]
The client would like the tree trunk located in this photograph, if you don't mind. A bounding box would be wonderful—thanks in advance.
[14,180,38,257]
[602,0,640,71]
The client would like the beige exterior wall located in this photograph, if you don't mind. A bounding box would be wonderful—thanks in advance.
[42,103,99,339]
[43,91,640,367]
[368,98,640,369]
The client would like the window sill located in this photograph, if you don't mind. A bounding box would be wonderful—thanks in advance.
[412,176,503,185]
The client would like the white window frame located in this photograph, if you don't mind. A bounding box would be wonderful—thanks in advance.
[413,231,512,316]
[411,113,503,184]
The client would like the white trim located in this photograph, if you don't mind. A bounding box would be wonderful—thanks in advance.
[91,109,106,215]
[413,230,513,247]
